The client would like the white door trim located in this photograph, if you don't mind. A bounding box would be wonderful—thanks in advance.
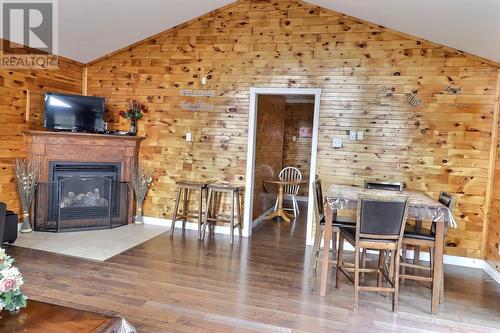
[243,87,321,245]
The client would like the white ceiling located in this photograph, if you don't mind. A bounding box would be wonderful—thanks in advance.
[58,0,233,63]
[2,0,499,64]
[309,0,500,63]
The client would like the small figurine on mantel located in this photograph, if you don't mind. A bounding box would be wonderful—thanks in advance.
[119,100,146,136]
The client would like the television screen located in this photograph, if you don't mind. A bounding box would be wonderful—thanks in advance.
[44,93,105,132]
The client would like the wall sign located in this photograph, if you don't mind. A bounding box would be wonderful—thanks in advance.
[374,86,395,106]
[180,89,215,97]
[299,127,312,138]
[406,91,422,107]
[179,101,214,112]
[443,85,463,95]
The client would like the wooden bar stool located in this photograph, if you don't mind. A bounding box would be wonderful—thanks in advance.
[170,180,211,239]
[202,183,243,245]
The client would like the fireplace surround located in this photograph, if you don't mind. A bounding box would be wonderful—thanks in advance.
[24,130,144,229]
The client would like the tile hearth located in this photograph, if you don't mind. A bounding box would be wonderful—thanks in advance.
[11,224,168,261]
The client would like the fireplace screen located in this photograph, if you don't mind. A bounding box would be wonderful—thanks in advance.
[33,176,129,232]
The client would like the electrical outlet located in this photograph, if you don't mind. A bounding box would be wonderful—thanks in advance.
[349,130,357,141]
[332,138,342,148]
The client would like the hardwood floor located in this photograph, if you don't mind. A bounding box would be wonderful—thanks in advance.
[5,202,500,332]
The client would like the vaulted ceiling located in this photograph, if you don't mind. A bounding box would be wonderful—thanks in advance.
[2,0,499,64]
[308,0,500,63]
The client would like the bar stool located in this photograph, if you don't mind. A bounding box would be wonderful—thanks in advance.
[170,180,211,239]
[202,182,243,245]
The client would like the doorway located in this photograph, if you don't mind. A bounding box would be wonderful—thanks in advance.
[243,88,321,246]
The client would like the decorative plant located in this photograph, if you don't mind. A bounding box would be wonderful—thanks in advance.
[119,100,146,135]
[0,248,27,313]
[14,158,41,233]
[130,164,153,224]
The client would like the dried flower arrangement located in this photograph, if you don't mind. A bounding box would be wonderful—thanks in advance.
[14,158,41,233]
[130,164,153,224]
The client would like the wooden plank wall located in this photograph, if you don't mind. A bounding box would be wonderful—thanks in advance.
[283,102,313,196]
[486,71,500,272]
[252,95,285,219]
[0,52,83,212]
[86,0,500,259]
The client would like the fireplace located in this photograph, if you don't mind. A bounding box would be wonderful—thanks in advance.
[33,162,129,232]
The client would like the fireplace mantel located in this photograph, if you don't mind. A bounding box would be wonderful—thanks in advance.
[24,130,144,224]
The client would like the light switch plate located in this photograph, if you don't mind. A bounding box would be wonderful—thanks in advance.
[349,130,357,141]
[185,132,192,142]
[292,136,297,142]
[357,131,364,140]
[332,138,342,148]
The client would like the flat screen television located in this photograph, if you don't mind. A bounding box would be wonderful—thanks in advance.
[44,92,105,133]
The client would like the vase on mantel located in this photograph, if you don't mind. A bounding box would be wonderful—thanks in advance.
[129,121,137,136]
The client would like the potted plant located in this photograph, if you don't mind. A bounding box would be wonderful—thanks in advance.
[0,249,27,314]
[119,100,146,136]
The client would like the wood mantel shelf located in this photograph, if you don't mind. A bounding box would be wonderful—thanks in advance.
[23,130,145,142]
[24,130,143,224]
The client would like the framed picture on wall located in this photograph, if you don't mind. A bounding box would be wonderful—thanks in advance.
[299,127,312,138]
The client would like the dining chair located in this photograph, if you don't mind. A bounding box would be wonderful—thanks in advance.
[364,180,405,192]
[360,180,405,276]
[400,191,454,309]
[309,179,355,277]
[274,166,302,217]
[335,194,409,312]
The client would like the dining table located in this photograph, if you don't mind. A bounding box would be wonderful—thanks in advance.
[263,179,307,223]
[320,184,456,315]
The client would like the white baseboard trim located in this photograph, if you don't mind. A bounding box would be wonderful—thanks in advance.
[143,216,232,235]
[482,261,500,285]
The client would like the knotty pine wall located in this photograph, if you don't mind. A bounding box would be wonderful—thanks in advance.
[0,53,83,212]
[252,95,285,219]
[486,72,500,271]
[86,0,500,259]
[283,102,313,196]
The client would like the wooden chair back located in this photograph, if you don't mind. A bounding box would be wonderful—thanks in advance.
[356,195,409,241]
[364,180,404,192]
[312,179,324,242]
[279,166,302,196]
[438,191,454,209]
[313,179,324,218]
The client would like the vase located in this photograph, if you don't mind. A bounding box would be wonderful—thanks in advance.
[129,122,137,136]
[134,202,144,224]
[19,211,32,233]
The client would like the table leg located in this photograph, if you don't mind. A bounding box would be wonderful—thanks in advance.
[320,203,333,296]
[431,222,445,315]
[265,184,293,223]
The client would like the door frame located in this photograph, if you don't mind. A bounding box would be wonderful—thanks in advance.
[243,87,321,245]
